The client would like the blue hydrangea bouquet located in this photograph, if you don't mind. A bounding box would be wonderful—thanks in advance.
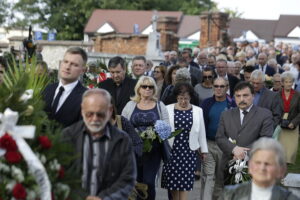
[140,120,181,152]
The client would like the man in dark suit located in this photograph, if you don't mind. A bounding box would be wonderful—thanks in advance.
[215,81,273,196]
[63,89,136,200]
[250,69,281,127]
[43,47,87,127]
[99,56,136,114]
[215,59,239,97]
[178,57,202,87]
[182,50,200,69]
[255,53,276,76]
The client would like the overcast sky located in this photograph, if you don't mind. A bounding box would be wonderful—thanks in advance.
[213,0,300,19]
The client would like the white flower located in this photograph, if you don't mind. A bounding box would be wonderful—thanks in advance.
[0,162,10,173]
[11,166,24,182]
[49,159,61,171]
[35,152,47,164]
[19,89,33,102]
[6,180,16,191]
[55,183,70,199]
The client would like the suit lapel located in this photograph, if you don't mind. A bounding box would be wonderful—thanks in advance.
[56,82,82,115]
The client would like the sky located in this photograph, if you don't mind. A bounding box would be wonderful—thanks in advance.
[213,0,300,20]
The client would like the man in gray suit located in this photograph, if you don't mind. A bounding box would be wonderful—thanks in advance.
[215,81,274,196]
[63,89,136,200]
[250,69,281,127]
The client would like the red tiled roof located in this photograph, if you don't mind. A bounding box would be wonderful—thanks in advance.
[177,15,200,38]
[84,9,183,34]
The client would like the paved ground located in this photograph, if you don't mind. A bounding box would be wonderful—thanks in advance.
[155,178,201,200]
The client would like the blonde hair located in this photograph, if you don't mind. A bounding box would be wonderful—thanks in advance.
[131,76,158,102]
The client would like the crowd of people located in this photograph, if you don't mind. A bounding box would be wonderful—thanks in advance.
[1,41,300,200]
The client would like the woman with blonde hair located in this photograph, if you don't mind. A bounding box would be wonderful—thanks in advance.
[122,76,170,200]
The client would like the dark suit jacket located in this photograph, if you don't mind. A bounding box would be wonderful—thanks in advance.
[255,64,276,76]
[43,81,87,127]
[99,76,136,115]
[278,90,300,127]
[62,121,136,199]
[228,74,240,97]
[189,66,202,87]
[257,87,281,127]
[222,182,299,200]
[216,106,273,165]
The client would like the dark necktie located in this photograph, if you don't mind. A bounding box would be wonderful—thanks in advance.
[52,86,64,114]
[242,110,248,124]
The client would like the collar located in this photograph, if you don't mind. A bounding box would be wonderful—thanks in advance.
[239,104,253,114]
[85,124,111,141]
[58,80,78,93]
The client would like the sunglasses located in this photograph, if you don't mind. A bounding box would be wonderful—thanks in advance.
[203,76,213,79]
[214,85,226,88]
[140,85,154,89]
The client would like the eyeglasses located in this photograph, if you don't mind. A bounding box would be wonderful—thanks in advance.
[140,85,154,90]
[84,112,105,118]
[214,85,227,88]
[153,71,161,73]
[203,76,213,79]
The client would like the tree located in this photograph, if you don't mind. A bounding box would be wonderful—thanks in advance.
[223,8,244,18]
[13,0,217,40]
[0,0,10,25]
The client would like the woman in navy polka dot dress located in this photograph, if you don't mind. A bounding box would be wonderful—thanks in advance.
[162,82,208,200]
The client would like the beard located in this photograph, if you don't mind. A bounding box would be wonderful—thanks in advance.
[83,117,105,133]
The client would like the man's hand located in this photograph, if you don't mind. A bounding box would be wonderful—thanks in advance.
[288,123,295,129]
[232,146,250,160]
[86,196,101,200]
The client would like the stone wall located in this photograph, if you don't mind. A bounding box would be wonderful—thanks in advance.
[94,34,148,55]
[35,40,93,69]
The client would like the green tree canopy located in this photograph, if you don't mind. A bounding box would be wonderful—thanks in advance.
[12,0,217,40]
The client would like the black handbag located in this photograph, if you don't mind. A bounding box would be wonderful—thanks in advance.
[280,119,290,129]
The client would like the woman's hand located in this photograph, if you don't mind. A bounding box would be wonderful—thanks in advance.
[200,153,208,161]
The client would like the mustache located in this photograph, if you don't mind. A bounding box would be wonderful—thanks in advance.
[238,102,247,105]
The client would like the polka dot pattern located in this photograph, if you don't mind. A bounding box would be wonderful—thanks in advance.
[161,109,196,191]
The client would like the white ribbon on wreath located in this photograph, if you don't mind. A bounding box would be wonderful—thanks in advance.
[0,108,51,200]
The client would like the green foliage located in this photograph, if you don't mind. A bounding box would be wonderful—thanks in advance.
[0,0,10,25]
[12,0,217,40]
[0,57,82,199]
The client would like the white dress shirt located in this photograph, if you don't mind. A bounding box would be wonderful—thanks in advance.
[53,80,78,112]
[239,104,253,125]
[251,181,273,200]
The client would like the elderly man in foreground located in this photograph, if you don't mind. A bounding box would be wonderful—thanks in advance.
[222,138,299,200]
[63,88,136,200]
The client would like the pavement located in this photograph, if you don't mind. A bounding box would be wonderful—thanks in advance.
[155,177,201,200]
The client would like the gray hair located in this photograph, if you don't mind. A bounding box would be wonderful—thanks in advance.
[175,68,191,84]
[250,138,286,168]
[267,58,277,66]
[250,69,265,81]
[82,88,112,104]
[213,77,229,86]
[227,61,235,68]
[281,71,295,83]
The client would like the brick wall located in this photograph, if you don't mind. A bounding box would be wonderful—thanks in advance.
[94,34,148,55]
[200,12,229,48]
[157,16,179,51]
